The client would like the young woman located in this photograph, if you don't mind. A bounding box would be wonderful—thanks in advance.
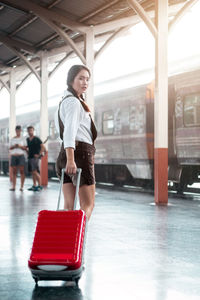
[55,65,97,220]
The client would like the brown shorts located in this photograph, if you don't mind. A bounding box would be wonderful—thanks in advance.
[56,141,96,186]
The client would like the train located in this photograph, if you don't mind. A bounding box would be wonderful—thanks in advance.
[0,68,200,193]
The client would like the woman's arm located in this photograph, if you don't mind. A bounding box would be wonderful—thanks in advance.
[62,97,80,149]
[65,147,77,174]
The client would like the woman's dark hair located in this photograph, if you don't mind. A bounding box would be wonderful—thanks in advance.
[67,64,91,112]
[67,65,90,87]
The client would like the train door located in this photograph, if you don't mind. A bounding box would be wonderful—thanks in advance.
[173,76,200,190]
[168,84,176,159]
[175,85,200,166]
[168,84,182,184]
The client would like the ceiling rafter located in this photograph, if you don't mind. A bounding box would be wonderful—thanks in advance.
[0,32,36,54]
[79,0,121,23]
[49,51,73,79]
[2,41,41,81]
[127,0,157,38]
[0,0,89,34]
[0,61,9,69]
[34,14,86,64]
[0,0,189,88]
[94,2,183,34]
[16,71,32,90]
[95,24,133,62]
[9,0,62,37]
[0,77,9,91]
[0,0,139,69]
[169,0,199,32]
[1,0,131,59]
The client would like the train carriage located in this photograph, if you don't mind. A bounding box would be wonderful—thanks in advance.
[0,68,200,192]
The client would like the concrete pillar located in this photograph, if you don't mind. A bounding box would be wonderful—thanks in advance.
[154,0,168,204]
[85,27,95,118]
[40,51,48,186]
[9,68,17,183]
[9,68,16,139]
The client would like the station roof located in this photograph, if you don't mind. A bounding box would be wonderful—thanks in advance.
[0,0,188,86]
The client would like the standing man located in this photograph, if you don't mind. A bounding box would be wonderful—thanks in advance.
[9,125,26,191]
[26,126,47,191]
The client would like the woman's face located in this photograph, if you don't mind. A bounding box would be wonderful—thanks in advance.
[72,69,90,97]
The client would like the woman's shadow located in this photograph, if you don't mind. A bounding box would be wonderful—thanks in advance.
[31,283,84,300]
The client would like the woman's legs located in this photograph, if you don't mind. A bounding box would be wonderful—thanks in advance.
[63,182,76,210]
[62,182,95,220]
[79,184,95,220]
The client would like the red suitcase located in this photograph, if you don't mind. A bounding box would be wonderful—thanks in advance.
[28,168,87,285]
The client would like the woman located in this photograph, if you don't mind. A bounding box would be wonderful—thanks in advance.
[55,65,97,220]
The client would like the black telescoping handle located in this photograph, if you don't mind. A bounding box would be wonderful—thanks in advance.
[57,168,82,211]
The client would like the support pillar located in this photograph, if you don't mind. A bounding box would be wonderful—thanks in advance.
[9,68,16,139]
[40,52,48,186]
[154,0,168,204]
[9,68,16,183]
[85,27,95,118]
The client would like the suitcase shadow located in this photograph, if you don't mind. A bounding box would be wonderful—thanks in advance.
[31,285,84,300]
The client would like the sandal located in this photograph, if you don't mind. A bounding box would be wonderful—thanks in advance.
[9,188,15,191]
[20,188,24,191]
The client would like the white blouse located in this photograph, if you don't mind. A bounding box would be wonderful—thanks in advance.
[55,91,93,149]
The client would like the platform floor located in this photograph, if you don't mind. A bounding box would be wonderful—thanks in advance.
[0,175,200,300]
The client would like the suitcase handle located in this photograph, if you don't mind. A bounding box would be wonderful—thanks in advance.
[57,168,82,211]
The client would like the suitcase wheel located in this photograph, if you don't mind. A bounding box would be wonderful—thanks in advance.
[75,278,80,286]
[34,278,39,286]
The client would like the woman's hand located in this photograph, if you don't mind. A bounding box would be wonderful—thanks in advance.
[66,160,77,175]
[65,147,76,175]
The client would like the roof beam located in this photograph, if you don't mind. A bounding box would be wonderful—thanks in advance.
[0,0,89,34]
[0,62,10,70]
[95,25,132,61]
[94,15,141,34]
[2,42,41,82]
[49,51,73,79]
[127,0,157,38]
[0,33,36,54]
[37,16,86,64]
[16,71,32,91]
[9,0,62,37]
[79,0,120,22]
[94,3,184,34]
[169,0,199,33]
[0,78,10,92]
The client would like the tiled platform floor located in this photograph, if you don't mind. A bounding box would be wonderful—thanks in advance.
[0,176,200,300]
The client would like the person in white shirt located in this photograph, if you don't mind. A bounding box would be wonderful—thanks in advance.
[9,125,27,191]
[55,65,97,220]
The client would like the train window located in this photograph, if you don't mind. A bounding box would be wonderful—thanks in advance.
[102,111,114,135]
[0,128,9,143]
[184,94,200,126]
[114,109,122,134]
[49,120,59,140]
